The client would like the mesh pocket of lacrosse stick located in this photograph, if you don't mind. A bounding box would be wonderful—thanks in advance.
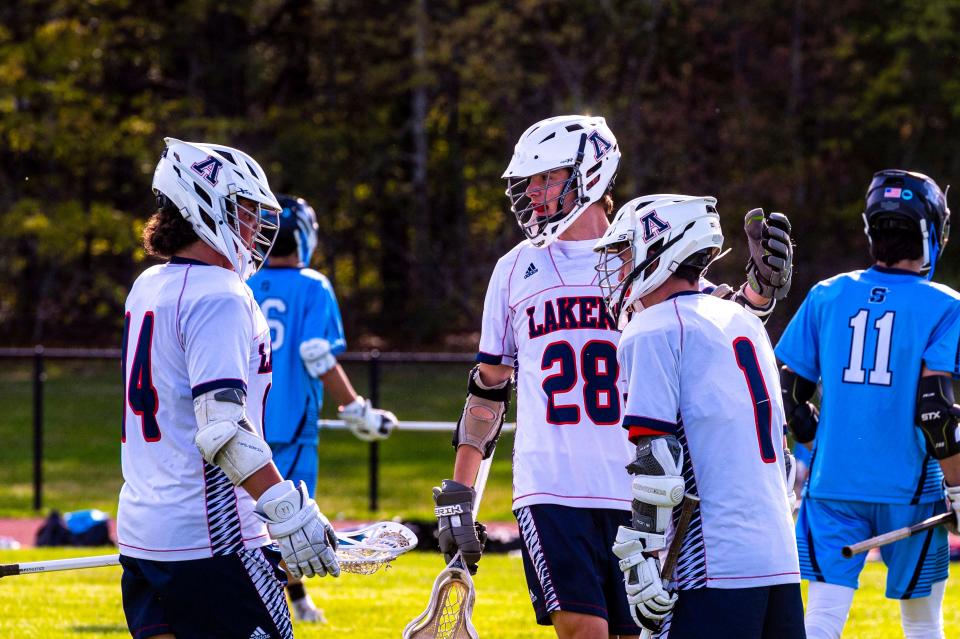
[402,552,478,639]
[335,521,418,575]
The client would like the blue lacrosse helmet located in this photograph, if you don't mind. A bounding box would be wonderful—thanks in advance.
[275,195,319,266]
[863,169,950,277]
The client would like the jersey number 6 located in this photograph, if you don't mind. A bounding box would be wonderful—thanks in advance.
[541,340,621,426]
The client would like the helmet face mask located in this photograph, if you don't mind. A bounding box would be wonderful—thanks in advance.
[503,115,620,247]
[152,137,282,279]
[862,169,950,275]
[594,195,723,327]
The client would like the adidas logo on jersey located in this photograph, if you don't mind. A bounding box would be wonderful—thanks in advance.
[249,627,271,639]
[524,263,538,279]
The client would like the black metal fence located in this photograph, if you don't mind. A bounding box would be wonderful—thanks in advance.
[0,347,474,512]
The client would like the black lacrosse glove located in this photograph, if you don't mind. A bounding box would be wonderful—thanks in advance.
[434,479,487,574]
[744,208,794,300]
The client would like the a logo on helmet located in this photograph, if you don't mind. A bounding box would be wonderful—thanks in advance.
[587,130,613,160]
[640,211,671,241]
[191,156,223,186]
[902,189,914,200]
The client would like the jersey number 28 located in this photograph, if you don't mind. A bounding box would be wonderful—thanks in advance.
[541,340,621,426]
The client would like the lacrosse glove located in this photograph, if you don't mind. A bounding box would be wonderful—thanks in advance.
[612,525,677,631]
[945,482,960,535]
[744,208,794,300]
[433,479,487,574]
[339,396,398,442]
[255,480,340,579]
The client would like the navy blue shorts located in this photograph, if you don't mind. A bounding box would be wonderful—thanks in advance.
[515,504,642,635]
[656,583,805,639]
[120,545,292,639]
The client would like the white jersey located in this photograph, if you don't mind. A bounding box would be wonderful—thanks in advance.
[478,239,634,511]
[118,258,273,561]
[618,291,799,590]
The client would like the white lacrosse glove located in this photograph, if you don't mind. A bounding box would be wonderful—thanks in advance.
[339,396,398,442]
[612,525,677,631]
[784,448,798,513]
[300,338,337,378]
[944,481,960,535]
[255,480,341,579]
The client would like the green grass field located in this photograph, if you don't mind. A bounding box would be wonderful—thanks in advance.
[0,548,958,637]
[2,358,960,636]
[0,359,516,521]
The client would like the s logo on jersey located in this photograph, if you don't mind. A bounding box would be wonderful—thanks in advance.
[526,296,618,338]
[640,210,670,241]
[191,156,223,186]
[869,287,888,303]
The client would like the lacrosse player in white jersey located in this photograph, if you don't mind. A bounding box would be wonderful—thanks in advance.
[431,115,795,639]
[118,139,340,639]
[595,195,804,639]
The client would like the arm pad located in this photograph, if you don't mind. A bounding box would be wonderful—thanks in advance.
[626,436,685,534]
[452,365,511,459]
[300,338,337,378]
[193,388,273,485]
[916,375,960,460]
[780,366,819,444]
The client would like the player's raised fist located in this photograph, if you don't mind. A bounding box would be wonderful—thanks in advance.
[744,208,794,300]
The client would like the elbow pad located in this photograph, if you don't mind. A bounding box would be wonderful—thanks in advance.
[626,436,685,536]
[194,388,273,485]
[780,366,819,444]
[916,375,960,460]
[452,365,511,459]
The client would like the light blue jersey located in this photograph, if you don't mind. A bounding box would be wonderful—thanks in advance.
[249,267,346,446]
[776,266,960,504]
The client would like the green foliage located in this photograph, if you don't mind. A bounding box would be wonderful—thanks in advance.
[3,0,960,345]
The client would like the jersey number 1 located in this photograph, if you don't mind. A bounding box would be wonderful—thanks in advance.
[122,311,161,443]
[732,337,777,463]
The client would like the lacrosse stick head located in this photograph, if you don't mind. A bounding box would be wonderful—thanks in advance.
[336,521,419,575]
[402,552,479,639]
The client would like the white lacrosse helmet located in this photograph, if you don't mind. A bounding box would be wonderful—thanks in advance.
[594,194,723,326]
[152,137,282,280]
[502,115,620,248]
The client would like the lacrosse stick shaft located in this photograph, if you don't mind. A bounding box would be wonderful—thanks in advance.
[0,522,419,579]
[1,553,120,578]
[841,511,956,558]
[472,454,494,518]
[661,493,700,581]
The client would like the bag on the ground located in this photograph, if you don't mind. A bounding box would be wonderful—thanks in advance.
[36,509,113,547]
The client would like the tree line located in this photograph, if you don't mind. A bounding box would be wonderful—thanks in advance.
[3,0,959,346]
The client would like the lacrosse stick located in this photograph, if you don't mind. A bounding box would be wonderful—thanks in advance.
[660,492,700,581]
[402,453,494,639]
[0,521,418,579]
[842,511,956,558]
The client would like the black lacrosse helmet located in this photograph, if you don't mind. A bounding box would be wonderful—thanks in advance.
[863,169,950,274]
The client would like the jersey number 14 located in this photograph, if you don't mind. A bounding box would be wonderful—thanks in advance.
[121,311,161,443]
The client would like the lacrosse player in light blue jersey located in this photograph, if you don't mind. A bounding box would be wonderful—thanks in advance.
[248,194,397,622]
[776,170,960,639]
